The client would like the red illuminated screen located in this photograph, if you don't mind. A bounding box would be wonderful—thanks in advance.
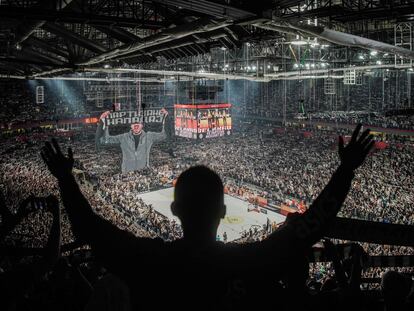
[174,103,232,139]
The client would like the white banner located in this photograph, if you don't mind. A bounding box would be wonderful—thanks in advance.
[104,109,164,126]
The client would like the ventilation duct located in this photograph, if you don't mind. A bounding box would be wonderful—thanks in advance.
[255,21,414,60]
[287,22,414,60]
[77,18,233,66]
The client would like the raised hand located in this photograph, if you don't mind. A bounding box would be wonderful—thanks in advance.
[160,108,169,116]
[27,197,45,213]
[160,108,168,126]
[41,138,74,180]
[99,110,111,122]
[16,195,36,213]
[99,110,111,129]
[15,195,46,214]
[338,124,375,171]
[19,196,60,216]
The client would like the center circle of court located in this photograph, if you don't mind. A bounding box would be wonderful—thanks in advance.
[222,215,244,224]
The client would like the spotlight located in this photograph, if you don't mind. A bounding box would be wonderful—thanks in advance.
[311,39,320,48]
[370,50,378,56]
[358,55,365,60]
[376,60,382,65]
[293,63,299,68]
[291,40,307,46]
[104,64,111,69]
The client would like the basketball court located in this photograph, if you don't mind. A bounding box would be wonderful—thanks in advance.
[138,187,285,241]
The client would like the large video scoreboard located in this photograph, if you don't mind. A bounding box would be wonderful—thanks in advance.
[174,103,232,139]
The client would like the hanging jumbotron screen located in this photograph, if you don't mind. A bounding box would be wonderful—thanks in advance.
[174,103,232,139]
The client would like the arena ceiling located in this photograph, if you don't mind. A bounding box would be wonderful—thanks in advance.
[0,0,414,81]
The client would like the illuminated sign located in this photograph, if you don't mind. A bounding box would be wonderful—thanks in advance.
[174,103,232,139]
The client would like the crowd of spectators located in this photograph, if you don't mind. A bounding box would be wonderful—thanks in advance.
[1,91,414,309]
[1,124,413,235]
[234,106,414,130]
[306,111,414,130]
[0,81,91,127]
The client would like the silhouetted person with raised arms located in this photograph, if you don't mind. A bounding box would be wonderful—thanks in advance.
[41,124,374,311]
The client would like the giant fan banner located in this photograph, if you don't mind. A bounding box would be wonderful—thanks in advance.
[104,109,165,127]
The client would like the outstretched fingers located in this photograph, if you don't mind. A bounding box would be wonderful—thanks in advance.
[42,144,55,160]
[357,129,371,145]
[363,140,375,156]
[44,141,56,157]
[361,134,374,148]
[350,123,362,143]
[51,138,63,156]
[41,144,59,173]
[67,147,73,161]
[41,140,74,178]
[41,149,51,164]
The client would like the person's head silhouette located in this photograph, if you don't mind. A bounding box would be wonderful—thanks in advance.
[171,166,226,243]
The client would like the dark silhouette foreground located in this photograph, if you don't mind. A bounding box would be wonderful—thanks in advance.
[41,124,374,311]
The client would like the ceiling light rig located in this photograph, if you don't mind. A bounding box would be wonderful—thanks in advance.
[310,38,320,48]
[291,40,308,46]
[291,35,308,46]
